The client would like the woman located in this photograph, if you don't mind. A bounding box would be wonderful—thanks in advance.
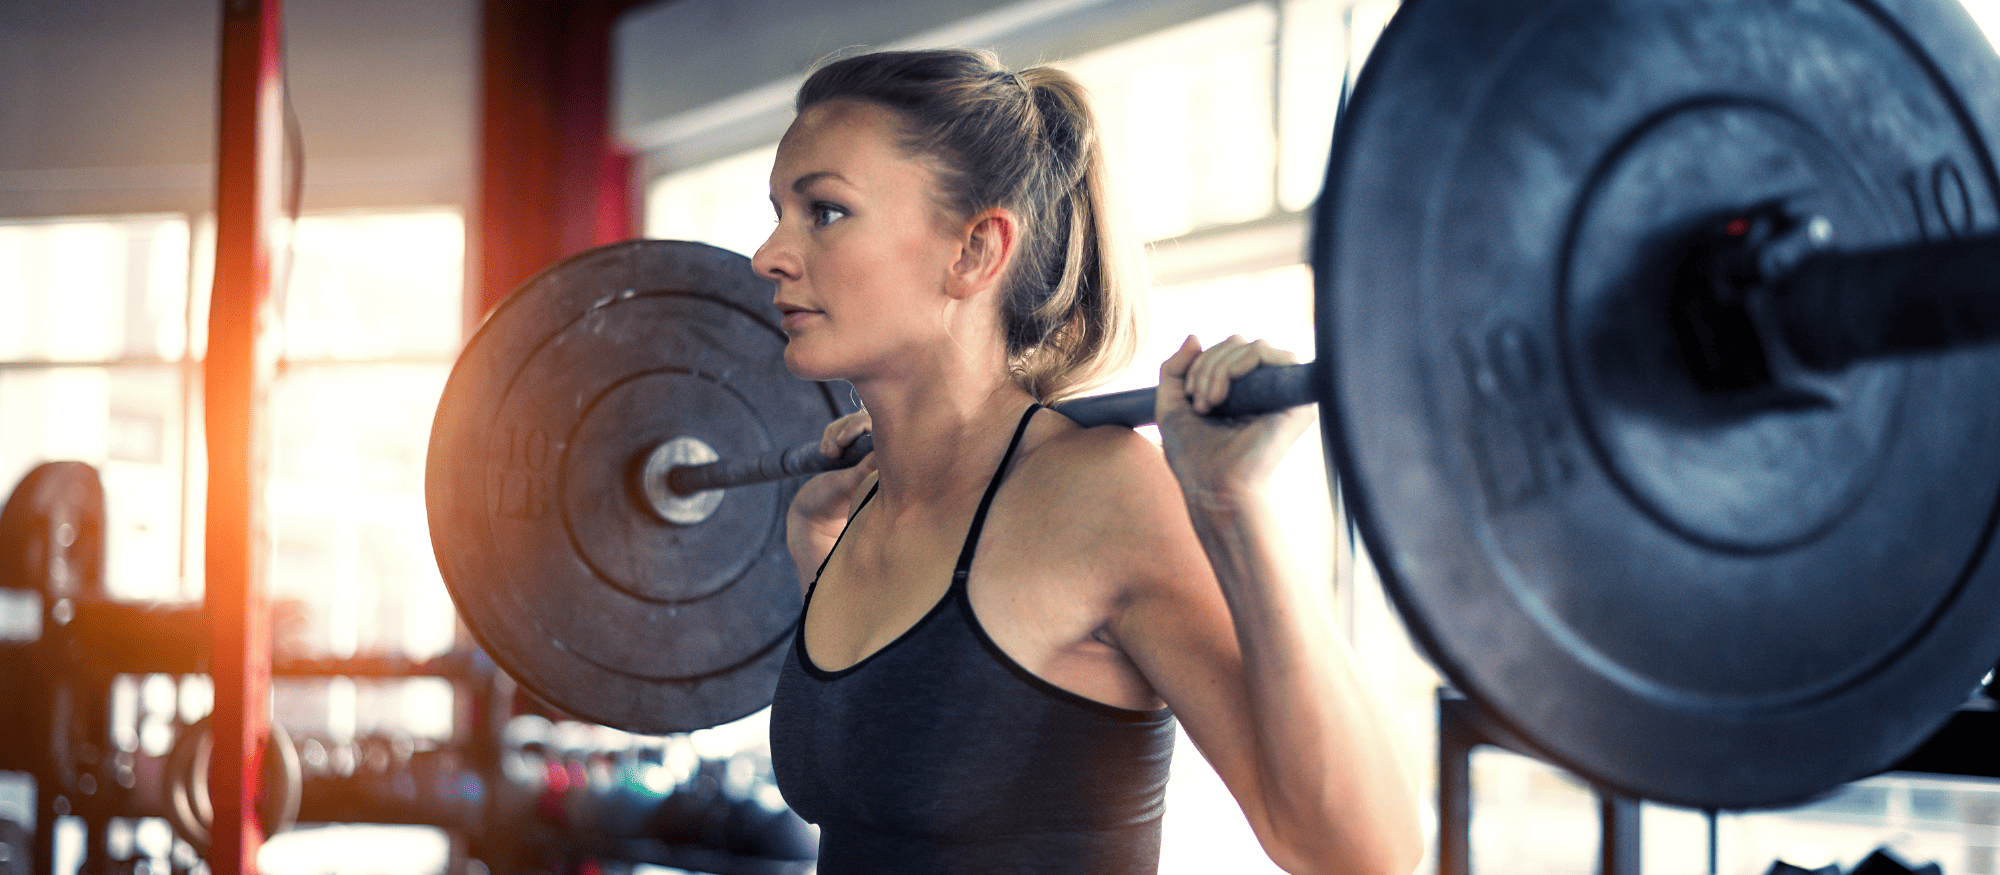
[753,48,1421,875]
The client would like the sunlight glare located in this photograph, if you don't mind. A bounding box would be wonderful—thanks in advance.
[1965,0,2000,52]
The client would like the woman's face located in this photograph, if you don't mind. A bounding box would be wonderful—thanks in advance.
[753,98,963,383]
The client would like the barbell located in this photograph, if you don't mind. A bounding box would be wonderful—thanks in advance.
[428,0,2000,809]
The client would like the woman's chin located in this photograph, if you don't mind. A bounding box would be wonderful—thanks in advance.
[782,344,844,382]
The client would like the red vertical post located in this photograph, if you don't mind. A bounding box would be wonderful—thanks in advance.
[475,0,642,325]
[208,1,284,873]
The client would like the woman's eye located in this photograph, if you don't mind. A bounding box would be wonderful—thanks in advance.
[811,203,848,226]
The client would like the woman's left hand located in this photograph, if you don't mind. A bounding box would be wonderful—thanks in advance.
[1155,334,1315,506]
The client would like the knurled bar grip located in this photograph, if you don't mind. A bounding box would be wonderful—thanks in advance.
[665,363,1316,496]
[666,434,877,495]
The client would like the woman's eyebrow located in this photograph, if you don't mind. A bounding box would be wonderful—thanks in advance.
[791,170,851,194]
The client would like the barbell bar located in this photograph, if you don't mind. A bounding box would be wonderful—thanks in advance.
[654,362,1319,506]
[658,213,2000,513]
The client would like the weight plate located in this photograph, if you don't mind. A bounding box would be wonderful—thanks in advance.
[427,240,856,734]
[163,716,302,850]
[0,461,105,598]
[0,818,27,875]
[1318,0,2000,807]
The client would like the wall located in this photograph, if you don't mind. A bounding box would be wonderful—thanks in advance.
[0,0,476,220]
[614,0,1251,171]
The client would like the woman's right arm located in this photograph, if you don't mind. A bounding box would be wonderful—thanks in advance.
[785,410,875,591]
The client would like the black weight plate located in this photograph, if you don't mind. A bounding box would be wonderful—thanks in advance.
[1,461,105,598]
[0,818,26,875]
[427,240,856,734]
[1317,0,2000,807]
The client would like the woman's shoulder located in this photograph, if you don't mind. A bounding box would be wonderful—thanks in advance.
[1017,417,1193,535]
[1004,418,1211,602]
[1030,414,1162,475]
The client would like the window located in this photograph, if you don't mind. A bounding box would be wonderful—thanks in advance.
[0,214,202,602]
[0,208,465,875]
[267,211,464,665]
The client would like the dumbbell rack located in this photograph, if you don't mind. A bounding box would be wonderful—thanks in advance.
[0,596,815,875]
[1,449,813,875]
[0,591,514,875]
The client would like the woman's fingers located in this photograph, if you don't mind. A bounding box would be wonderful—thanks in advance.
[1188,335,1265,414]
[819,409,873,458]
[1183,335,1228,414]
[1157,335,1205,416]
[1156,334,1313,497]
[1162,334,1304,416]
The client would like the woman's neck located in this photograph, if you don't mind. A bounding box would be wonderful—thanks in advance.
[850,366,1037,508]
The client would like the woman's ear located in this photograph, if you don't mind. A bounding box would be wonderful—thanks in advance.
[947,208,1019,300]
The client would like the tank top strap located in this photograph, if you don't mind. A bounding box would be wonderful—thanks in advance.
[951,403,1042,587]
[805,481,879,603]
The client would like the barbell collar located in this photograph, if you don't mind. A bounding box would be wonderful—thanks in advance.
[643,436,726,525]
[662,362,1317,496]
[1676,212,2000,392]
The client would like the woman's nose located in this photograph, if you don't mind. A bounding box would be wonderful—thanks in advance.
[751,227,796,282]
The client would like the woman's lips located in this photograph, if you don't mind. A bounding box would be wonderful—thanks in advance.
[776,305,819,333]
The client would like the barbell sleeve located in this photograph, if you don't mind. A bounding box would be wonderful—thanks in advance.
[1775,230,2000,371]
[664,362,1316,495]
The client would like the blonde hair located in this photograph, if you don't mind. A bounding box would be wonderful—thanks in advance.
[797,48,1141,402]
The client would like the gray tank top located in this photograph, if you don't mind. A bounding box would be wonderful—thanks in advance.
[769,404,1177,873]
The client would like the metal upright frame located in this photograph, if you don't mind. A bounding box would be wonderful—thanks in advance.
[206,1,286,873]
[1437,687,2000,875]
[1436,689,1643,875]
